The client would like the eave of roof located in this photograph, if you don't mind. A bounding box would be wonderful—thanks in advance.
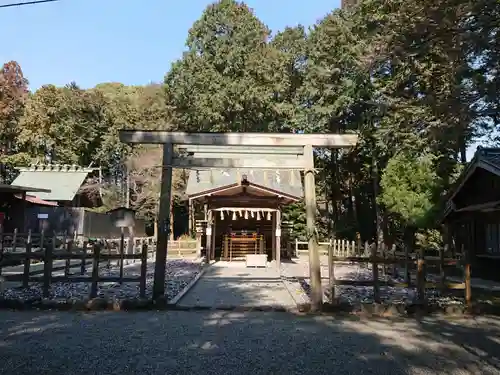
[0,184,51,194]
[442,147,500,220]
[188,182,301,202]
[185,168,303,199]
[14,194,58,207]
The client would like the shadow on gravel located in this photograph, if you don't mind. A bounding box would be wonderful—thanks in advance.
[2,260,500,374]
[415,316,500,370]
[0,310,499,374]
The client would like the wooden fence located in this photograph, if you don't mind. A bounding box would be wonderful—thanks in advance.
[165,238,200,258]
[0,230,201,299]
[294,238,470,307]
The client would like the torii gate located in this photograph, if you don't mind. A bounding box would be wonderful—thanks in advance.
[119,131,358,311]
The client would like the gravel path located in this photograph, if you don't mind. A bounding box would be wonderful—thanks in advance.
[0,310,499,374]
[1,259,203,302]
[178,262,296,308]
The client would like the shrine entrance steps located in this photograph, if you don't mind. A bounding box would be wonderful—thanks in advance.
[175,261,296,310]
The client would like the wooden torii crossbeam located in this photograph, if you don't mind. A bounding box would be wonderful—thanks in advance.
[119,131,358,147]
[118,130,358,311]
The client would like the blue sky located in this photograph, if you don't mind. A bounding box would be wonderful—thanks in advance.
[0,0,340,90]
[0,0,482,159]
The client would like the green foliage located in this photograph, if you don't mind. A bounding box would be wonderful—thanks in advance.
[17,84,108,165]
[0,61,29,155]
[282,202,307,240]
[416,229,443,252]
[379,152,441,228]
[165,0,302,132]
[0,0,498,246]
[300,9,371,134]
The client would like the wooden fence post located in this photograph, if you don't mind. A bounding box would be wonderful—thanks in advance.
[0,225,4,268]
[105,240,112,269]
[381,243,386,277]
[371,243,380,303]
[223,236,228,259]
[119,230,125,285]
[80,240,88,275]
[12,228,18,253]
[149,239,154,260]
[464,244,472,311]
[363,241,369,269]
[391,244,397,276]
[90,243,101,299]
[22,230,32,288]
[124,237,131,266]
[416,247,425,304]
[439,245,446,293]
[40,229,45,254]
[404,242,411,287]
[328,239,336,304]
[65,235,72,277]
[0,227,3,277]
[42,235,55,298]
[286,236,292,258]
[140,241,148,298]
[135,238,140,264]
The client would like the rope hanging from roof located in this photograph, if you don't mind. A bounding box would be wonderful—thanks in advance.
[217,208,274,221]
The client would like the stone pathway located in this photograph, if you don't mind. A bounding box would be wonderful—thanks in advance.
[177,262,296,308]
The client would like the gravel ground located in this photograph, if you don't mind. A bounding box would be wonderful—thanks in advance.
[177,262,296,308]
[281,258,464,306]
[0,259,203,302]
[0,310,499,375]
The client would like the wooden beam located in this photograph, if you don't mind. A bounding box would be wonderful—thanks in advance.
[171,156,306,169]
[152,144,173,299]
[186,152,304,160]
[119,131,358,148]
[179,145,304,155]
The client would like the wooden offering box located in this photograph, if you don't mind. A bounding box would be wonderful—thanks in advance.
[223,232,264,260]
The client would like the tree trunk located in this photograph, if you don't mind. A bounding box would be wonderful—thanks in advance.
[403,227,415,286]
[459,143,467,164]
[371,150,382,245]
[329,150,340,235]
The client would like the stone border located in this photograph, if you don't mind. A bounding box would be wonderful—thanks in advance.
[0,297,296,312]
[168,266,207,305]
[0,297,497,317]
[294,301,500,318]
[174,304,294,312]
[281,276,310,306]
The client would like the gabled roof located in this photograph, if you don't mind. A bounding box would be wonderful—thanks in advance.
[11,164,94,202]
[443,147,500,218]
[186,168,303,199]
